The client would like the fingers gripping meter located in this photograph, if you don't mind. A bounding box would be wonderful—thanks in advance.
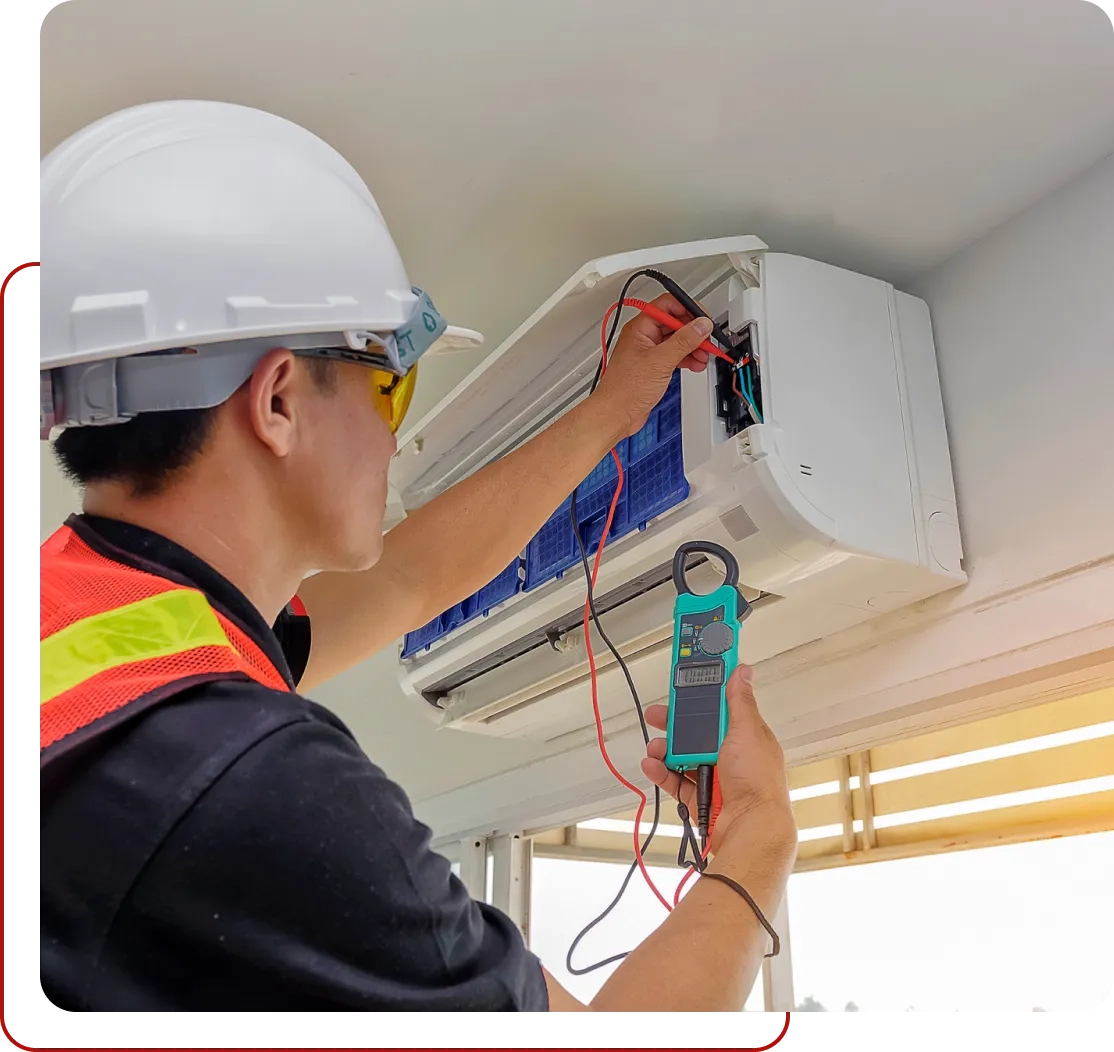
[665,541,751,773]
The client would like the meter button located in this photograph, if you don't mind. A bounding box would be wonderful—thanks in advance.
[697,620,734,656]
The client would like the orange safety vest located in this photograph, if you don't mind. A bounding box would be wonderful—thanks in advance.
[40,524,291,754]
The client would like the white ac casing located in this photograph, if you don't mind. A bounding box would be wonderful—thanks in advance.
[390,237,966,741]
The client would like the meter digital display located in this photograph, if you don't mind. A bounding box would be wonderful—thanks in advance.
[673,662,725,688]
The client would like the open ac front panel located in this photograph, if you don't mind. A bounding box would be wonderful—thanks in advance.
[391,237,966,742]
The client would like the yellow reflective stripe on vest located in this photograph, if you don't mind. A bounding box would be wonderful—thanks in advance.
[40,589,231,705]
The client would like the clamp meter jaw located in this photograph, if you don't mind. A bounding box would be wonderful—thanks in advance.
[665,541,750,773]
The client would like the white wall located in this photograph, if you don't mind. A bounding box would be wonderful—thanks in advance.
[909,149,1114,591]
[40,442,79,542]
[311,654,547,801]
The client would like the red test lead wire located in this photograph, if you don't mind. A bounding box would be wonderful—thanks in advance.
[582,295,736,916]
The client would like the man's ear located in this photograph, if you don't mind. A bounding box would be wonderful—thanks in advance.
[246,348,301,457]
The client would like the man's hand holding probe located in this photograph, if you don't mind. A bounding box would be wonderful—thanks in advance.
[543,665,797,1011]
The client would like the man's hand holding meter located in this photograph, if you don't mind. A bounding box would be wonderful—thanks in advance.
[643,665,796,865]
[544,665,797,1012]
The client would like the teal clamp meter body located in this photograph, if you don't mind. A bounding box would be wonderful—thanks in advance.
[665,541,751,774]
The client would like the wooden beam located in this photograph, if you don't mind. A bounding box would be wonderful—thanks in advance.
[792,811,1114,872]
[874,789,1114,848]
[761,893,794,1012]
[854,751,877,850]
[795,833,847,864]
[532,842,679,868]
[534,808,1114,874]
[837,754,856,853]
[870,736,1114,816]
[787,756,843,790]
[868,686,1114,772]
[605,793,845,834]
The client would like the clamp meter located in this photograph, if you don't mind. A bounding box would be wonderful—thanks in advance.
[665,541,751,774]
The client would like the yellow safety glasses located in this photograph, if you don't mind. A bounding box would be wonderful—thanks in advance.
[369,365,418,435]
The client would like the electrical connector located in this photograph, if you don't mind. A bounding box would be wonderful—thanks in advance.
[697,764,715,851]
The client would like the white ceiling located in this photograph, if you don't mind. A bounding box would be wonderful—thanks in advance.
[42,0,1114,416]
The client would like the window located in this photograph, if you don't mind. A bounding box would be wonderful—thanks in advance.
[787,830,1114,1011]
[530,856,765,1010]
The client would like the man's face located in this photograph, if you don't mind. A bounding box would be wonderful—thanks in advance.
[284,359,396,572]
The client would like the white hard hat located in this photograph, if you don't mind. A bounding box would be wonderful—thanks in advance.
[40,100,480,434]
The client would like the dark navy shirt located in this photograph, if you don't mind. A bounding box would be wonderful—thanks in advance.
[41,514,547,1011]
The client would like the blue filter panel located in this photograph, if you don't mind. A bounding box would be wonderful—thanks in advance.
[524,370,688,589]
[401,371,689,657]
[400,558,522,658]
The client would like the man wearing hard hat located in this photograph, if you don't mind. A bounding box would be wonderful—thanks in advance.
[40,101,796,1011]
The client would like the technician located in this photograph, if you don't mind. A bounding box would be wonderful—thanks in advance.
[40,101,797,1011]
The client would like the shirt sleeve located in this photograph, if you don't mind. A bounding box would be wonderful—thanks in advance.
[107,715,549,1011]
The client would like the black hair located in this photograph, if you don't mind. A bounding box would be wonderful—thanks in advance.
[52,356,337,497]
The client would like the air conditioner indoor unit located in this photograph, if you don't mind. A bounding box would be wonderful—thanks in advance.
[390,236,966,741]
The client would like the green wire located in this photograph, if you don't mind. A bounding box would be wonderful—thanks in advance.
[738,364,763,424]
